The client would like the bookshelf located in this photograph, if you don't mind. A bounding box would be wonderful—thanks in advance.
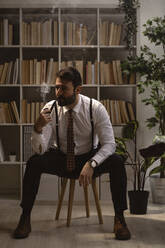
[0,4,138,202]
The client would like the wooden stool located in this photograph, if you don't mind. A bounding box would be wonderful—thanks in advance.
[55,178,103,227]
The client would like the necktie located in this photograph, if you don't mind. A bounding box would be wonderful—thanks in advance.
[67,109,75,171]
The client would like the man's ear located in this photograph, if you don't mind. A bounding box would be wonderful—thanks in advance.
[75,85,82,94]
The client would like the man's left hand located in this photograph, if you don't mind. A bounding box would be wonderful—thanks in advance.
[79,162,94,187]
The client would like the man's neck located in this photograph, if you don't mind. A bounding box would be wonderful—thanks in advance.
[66,94,79,110]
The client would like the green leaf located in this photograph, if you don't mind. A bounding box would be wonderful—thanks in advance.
[149,164,165,176]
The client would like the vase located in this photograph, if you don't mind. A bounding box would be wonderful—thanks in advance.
[128,190,149,214]
[150,175,165,204]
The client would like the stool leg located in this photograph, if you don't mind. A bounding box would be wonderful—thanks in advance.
[92,178,103,224]
[55,178,68,220]
[67,179,75,227]
[83,185,90,218]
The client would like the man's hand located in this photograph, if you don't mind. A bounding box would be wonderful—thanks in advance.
[79,162,94,187]
[34,108,52,133]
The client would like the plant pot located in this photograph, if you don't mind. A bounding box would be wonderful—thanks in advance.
[150,175,165,204]
[128,190,149,214]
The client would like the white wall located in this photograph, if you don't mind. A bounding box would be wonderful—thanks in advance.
[137,0,165,149]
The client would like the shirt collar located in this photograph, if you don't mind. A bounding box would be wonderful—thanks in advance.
[62,94,81,114]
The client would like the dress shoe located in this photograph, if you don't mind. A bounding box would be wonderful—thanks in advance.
[13,214,31,239]
[114,215,131,240]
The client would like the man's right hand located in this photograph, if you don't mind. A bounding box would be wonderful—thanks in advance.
[34,108,52,133]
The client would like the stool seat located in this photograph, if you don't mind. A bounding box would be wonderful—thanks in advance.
[55,178,103,227]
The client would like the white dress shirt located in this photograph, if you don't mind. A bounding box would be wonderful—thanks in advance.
[31,94,116,166]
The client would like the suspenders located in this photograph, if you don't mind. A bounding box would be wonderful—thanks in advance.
[50,99,94,151]
[90,98,94,150]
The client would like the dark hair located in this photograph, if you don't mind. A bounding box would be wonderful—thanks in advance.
[56,67,82,88]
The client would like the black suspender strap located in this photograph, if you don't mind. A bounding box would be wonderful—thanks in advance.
[90,98,94,150]
[51,100,60,150]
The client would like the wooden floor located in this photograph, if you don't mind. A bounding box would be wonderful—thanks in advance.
[0,199,165,248]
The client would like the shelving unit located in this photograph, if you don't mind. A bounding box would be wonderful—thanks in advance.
[0,4,138,202]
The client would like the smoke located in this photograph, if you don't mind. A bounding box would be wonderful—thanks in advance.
[40,83,51,103]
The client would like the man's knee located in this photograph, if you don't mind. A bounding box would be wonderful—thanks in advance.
[108,153,125,172]
[26,154,43,172]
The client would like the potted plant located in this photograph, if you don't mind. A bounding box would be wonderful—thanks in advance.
[116,121,160,214]
[121,16,165,203]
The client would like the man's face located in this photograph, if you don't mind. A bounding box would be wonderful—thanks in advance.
[55,77,76,106]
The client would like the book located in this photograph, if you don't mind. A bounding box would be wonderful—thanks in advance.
[112,60,118,84]
[0,103,6,123]
[3,102,11,123]
[0,139,5,162]
[6,61,13,84]
[46,58,54,84]
[109,22,115,46]
[22,99,27,123]
[116,60,123,84]
[104,62,110,84]
[0,62,9,84]
[10,101,20,123]
[3,19,8,45]
[53,20,58,45]
[60,22,64,45]
[127,102,135,121]
[8,24,13,45]
[40,59,46,84]
[13,58,19,84]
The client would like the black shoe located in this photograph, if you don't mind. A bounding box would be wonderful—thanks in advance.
[114,215,131,240]
[13,214,31,239]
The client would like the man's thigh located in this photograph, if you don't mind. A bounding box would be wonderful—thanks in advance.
[28,148,67,177]
[93,153,124,177]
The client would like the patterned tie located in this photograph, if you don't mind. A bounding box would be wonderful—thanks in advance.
[67,109,75,171]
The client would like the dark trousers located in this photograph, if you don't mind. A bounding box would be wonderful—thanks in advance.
[20,148,127,214]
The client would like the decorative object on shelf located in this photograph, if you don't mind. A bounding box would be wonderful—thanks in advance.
[116,121,159,214]
[119,0,140,52]
[9,152,16,162]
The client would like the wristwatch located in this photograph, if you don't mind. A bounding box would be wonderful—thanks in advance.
[88,159,97,169]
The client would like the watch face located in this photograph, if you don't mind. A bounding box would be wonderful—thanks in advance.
[91,160,97,168]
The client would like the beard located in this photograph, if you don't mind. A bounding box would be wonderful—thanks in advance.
[57,92,76,106]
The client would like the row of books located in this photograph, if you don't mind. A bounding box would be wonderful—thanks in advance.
[22,59,58,85]
[22,100,44,123]
[100,60,135,85]
[22,20,58,45]
[100,21,122,46]
[0,100,44,124]
[61,60,98,84]
[22,20,95,46]
[22,59,98,85]
[0,19,122,46]
[0,99,135,125]
[0,19,13,45]
[0,59,19,84]
[0,58,135,85]
[60,22,94,46]
[100,99,135,125]
[0,101,19,123]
